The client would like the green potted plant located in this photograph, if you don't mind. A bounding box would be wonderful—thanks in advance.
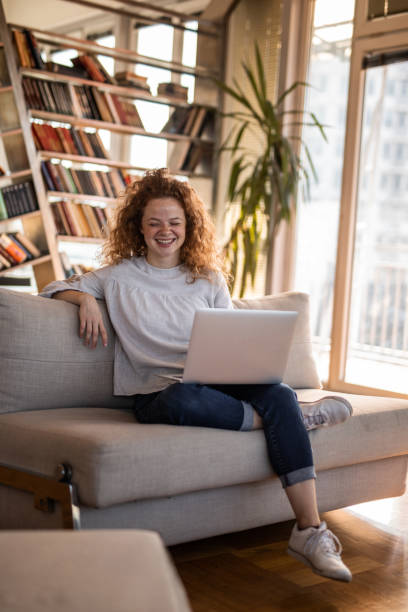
[217,44,326,297]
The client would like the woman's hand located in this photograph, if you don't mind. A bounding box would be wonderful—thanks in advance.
[78,293,108,349]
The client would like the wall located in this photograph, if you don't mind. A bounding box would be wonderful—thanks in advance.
[3,0,98,30]
[215,0,282,295]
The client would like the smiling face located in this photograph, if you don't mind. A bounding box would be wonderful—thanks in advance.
[141,197,186,268]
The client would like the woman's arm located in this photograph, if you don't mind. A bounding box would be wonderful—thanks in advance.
[53,290,108,349]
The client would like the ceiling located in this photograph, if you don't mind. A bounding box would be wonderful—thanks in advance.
[3,0,214,30]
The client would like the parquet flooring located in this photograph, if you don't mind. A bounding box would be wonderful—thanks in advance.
[170,487,408,611]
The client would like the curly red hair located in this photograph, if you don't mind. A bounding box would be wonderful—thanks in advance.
[102,168,227,282]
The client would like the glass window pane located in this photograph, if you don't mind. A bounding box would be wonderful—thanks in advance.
[181,20,198,103]
[131,24,174,169]
[314,0,355,27]
[345,59,408,394]
[95,34,115,76]
[294,21,353,381]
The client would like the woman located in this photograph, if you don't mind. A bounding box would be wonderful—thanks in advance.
[40,168,352,582]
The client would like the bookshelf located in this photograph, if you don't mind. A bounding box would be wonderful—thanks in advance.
[0,0,224,290]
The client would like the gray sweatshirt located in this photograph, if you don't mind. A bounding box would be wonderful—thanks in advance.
[39,257,232,395]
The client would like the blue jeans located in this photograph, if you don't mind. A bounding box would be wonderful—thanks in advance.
[133,382,316,488]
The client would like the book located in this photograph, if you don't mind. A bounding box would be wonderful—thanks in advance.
[109,94,128,125]
[50,202,68,235]
[72,55,106,82]
[182,142,213,174]
[23,29,45,70]
[91,89,114,123]
[70,128,87,156]
[0,190,8,221]
[54,164,71,192]
[90,55,117,85]
[15,183,32,213]
[89,131,109,158]
[162,106,191,134]
[45,61,88,79]
[7,234,34,260]
[114,71,150,92]
[13,232,41,258]
[93,206,109,235]
[77,129,95,157]
[13,30,32,68]
[117,98,144,128]
[0,233,27,263]
[72,203,92,237]
[157,82,188,101]
[59,201,80,235]
[168,108,213,172]
[0,247,12,267]
[25,181,40,212]
[45,161,64,191]
[59,251,75,277]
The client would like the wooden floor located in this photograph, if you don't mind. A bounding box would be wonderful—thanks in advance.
[170,487,408,611]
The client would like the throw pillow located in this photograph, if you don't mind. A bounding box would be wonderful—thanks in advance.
[233,292,322,389]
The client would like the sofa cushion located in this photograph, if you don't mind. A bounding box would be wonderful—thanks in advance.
[233,292,321,389]
[1,391,407,508]
[0,289,133,414]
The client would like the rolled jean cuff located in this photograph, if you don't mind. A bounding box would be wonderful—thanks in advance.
[279,465,316,489]
[240,401,254,431]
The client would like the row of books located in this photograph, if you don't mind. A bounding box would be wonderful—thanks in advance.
[0,231,42,269]
[74,84,112,122]
[24,76,145,129]
[162,105,213,137]
[22,77,73,115]
[50,201,109,239]
[13,28,146,91]
[166,107,214,172]
[178,142,213,174]
[13,29,205,109]
[41,161,128,198]
[0,180,39,220]
[13,29,44,71]
[32,123,108,159]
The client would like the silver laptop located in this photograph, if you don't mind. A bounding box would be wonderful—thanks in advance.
[183,309,298,385]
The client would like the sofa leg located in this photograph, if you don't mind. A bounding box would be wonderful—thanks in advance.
[0,463,81,529]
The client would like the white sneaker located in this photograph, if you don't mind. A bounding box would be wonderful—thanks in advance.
[300,396,353,431]
[288,521,352,582]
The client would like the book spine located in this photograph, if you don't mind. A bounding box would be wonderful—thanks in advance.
[13,30,32,68]
[54,202,71,235]
[23,30,45,70]
[25,182,39,212]
[0,233,27,263]
[8,234,33,260]
[59,201,79,235]
[0,190,8,221]
[14,232,41,257]
[0,245,13,267]
[15,183,31,214]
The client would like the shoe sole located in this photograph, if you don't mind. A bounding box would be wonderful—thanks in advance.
[300,396,353,417]
[287,546,352,582]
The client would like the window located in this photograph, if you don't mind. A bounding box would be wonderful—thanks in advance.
[293,1,355,381]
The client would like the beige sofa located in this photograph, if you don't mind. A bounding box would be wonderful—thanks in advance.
[0,288,407,544]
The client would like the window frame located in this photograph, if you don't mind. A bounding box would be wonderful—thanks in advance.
[355,0,408,36]
[281,0,408,399]
[329,27,408,399]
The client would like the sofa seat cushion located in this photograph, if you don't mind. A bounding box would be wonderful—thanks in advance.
[0,391,407,508]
